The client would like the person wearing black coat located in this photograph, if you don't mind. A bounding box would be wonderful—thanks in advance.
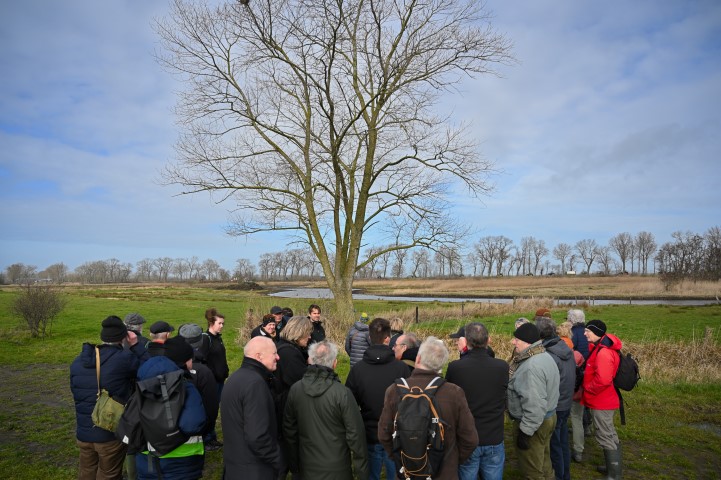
[198,308,229,449]
[345,318,410,480]
[221,337,282,480]
[70,316,147,480]
[446,322,509,480]
[307,304,326,344]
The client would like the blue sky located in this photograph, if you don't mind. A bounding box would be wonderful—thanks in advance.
[1,0,720,273]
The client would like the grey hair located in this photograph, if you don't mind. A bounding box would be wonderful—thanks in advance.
[308,340,338,368]
[465,322,489,349]
[567,309,586,326]
[535,316,557,340]
[515,317,530,329]
[401,332,420,348]
[417,336,448,373]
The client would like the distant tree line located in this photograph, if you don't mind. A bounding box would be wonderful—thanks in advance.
[2,227,720,285]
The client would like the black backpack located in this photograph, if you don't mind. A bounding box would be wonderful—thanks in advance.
[614,350,640,392]
[115,388,146,454]
[392,377,446,479]
[136,370,189,456]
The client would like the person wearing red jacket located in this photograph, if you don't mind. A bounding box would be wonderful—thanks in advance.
[581,320,623,480]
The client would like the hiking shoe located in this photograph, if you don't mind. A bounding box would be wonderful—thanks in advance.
[572,451,583,463]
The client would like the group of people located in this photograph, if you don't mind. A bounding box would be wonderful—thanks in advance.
[71,303,625,480]
[70,308,230,480]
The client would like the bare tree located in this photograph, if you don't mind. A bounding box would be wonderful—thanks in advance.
[392,248,408,278]
[156,0,512,316]
[154,257,174,282]
[575,239,599,274]
[234,258,256,281]
[202,259,221,281]
[552,243,572,274]
[410,248,431,278]
[6,263,37,284]
[136,258,156,282]
[635,231,657,275]
[530,239,548,275]
[609,232,633,273]
[596,246,615,275]
[43,263,68,284]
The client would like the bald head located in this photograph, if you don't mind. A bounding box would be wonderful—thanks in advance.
[244,336,279,371]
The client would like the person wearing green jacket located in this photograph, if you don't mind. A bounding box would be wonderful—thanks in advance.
[283,341,369,480]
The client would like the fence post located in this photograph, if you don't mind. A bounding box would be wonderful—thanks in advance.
[415,306,419,324]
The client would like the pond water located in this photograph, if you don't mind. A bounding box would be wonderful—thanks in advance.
[269,288,718,306]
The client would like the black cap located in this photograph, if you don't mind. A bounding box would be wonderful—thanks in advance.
[149,320,175,334]
[449,325,466,339]
[514,322,540,344]
[101,316,127,343]
[585,319,607,337]
[270,306,283,315]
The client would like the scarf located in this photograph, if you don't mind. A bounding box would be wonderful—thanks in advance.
[508,342,546,378]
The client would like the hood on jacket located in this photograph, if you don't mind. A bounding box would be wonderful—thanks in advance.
[543,336,573,362]
[301,365,339,398]
[79,342,124,369]
[591,333,623,353]
[352,321,369,331]
[138,355,182,380]
[361,344,396,365]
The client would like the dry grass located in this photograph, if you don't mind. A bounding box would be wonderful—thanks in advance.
[282,276,721,299]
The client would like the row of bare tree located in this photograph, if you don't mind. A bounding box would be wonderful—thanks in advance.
[3,227,719,285]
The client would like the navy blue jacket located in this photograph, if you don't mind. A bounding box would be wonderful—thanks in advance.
[571,324,590,359]
[135,356,206,480]
[70,342,145,443]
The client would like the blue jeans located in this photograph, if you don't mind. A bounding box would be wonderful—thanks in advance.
[458,442,505,480]
[551,409,571,480]
[368,443,396,480]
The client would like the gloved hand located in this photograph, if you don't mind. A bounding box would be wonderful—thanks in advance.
[517,430,532,450]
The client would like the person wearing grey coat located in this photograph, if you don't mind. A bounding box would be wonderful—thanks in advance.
[537,317,576,480]
[345,320,371,367]
[507,323,560,480]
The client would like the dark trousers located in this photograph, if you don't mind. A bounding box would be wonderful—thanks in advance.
[550,409,571,480]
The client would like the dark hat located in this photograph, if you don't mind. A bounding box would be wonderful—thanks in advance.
[449,325,466,339]
[150,320,175,334]
[270,306,283,315]
[514,322,540,344]
[101,315,128,343]
[535,308,552,318]
[262,314,276,326]
[178,323,204,349]
[164,336,194,367]
[585,319,607,337]
[124,312,146,327]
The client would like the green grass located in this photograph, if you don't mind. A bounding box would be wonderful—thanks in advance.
[0,286,720,479]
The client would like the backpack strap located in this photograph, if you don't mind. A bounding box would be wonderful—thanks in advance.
[94,346,101,398]
[423,376,445,399]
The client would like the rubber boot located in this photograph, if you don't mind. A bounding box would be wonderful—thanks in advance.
[596,447,622,479]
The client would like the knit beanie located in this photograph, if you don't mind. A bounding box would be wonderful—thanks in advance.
[164,336,194,367]
[585,319,607,337]
[262,314,276,326]
[514,322,540,344]
[101,316,127,343]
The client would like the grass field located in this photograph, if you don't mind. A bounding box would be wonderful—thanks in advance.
[1,281,720,479]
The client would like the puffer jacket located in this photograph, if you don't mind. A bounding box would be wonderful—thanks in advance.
[507,341,560,436]
[135,356,206,480]
[582,333,622,410]
[345,344,411,443]
[283,365,369,480]
[542,336,576,412]
[344,322,371,367]
[70,342,145,443]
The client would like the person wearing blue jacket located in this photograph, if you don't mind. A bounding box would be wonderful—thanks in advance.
[70,315,147,480]
[135,338,207,480]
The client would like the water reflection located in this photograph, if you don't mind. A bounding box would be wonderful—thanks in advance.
[269,288,717,306]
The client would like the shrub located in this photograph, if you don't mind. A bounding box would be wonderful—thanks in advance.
[11,284,67,338]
